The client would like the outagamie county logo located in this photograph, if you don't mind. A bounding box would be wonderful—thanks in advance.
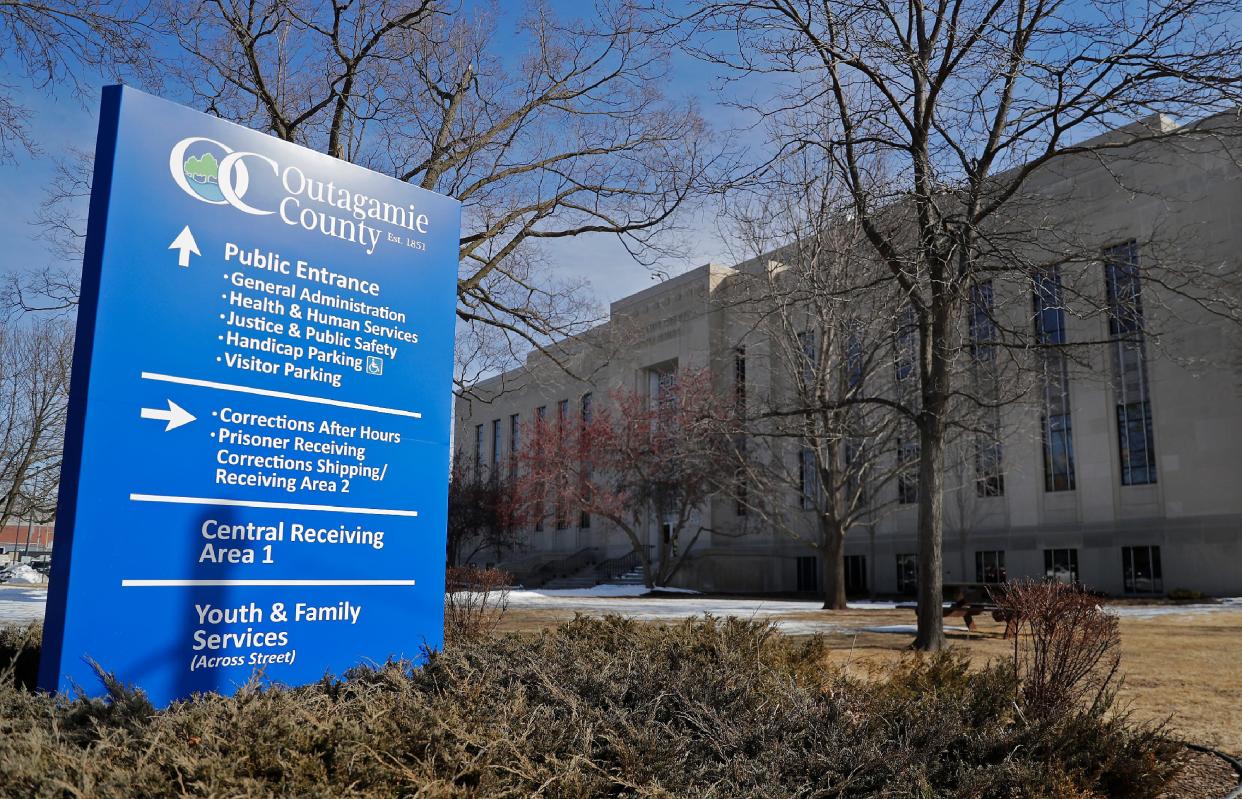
[169,136,431,255]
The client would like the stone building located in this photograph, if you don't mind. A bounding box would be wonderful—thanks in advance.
[454,115,1242,597]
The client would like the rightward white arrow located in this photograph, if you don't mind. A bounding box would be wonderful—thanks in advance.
[140,399,196,431]
[168,226,200,267]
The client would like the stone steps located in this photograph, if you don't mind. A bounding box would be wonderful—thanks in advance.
[539,565,649,590]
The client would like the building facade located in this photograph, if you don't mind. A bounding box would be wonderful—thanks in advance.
[454,116,1242,597]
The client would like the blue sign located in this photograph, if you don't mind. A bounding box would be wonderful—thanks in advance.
[39,86,460,705]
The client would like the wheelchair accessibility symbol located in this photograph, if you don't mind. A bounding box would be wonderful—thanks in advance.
[366,355,384,376]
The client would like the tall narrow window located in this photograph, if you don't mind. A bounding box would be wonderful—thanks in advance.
[844,439,867,506]
[894,307,916,383]
[734,346,746,406]
[533,406,547,531]
[1041,412,1076,491]
[797,329,817,390]
[1033,268,1067,345]
[845,322,864,389]
[798,445,818,509]
[975,435,1004,497]
[555,400,569,529]
[489,419,501,475]
[1117,402,1157,485]
[897,436,919,504]
[579,392,592,529]
[1104,242,1156,485]
[473,424,484,478]
[1034,267,1076,491]
[968,281,1003,495]
[508,414,520,472]
[968,280,996,362]
[734,347,748,515]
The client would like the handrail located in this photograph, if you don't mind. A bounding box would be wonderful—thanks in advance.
[488,552,552,585]
[595,547,649,583]
[526,547,600,588]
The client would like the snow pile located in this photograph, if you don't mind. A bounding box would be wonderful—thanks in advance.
[0,563,44,584]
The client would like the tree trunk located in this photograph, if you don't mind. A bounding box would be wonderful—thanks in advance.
[913,412,947,651]
[0,437,39,536]
[642,556,656,589]
[653,523,669,588]
[640,531,657,589]
[820,520,848,610]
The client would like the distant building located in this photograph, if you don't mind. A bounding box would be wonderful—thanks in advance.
[455,115,1242,597]
[1,523,54,561]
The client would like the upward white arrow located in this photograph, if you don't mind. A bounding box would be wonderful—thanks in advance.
[140,399,197,431]
[168,226,200,267]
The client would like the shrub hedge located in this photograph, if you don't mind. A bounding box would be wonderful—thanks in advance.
[0,616,1179,798]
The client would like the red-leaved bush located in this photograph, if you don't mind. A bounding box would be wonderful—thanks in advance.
[514,369,741,587]
[993,579,1122,718]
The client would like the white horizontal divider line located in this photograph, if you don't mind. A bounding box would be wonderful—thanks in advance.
[129,493,419,517]
[122,579,416,587]
[140,371,422,419]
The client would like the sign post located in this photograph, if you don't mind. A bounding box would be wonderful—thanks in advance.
[39,86,460,705]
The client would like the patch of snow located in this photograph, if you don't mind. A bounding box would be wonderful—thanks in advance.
[511,585,649,599]
[506,591,1242,634]
[0,586,46,625]
[771,619,850,635]
[1104,597,1242,619]
[0,563,44,585]
[510,584,699,600]
[508,591,825,620]
[858,624,971,635]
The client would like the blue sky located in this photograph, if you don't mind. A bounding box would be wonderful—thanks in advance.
[0,82,96,285]
[0,1,744,312]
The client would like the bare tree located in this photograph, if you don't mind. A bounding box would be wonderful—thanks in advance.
[446,453,525,567]
[0,1,151,160]
[1,3,149,316]
[154,0,715,388]
[689,0,1242,648]
[1,146,93,319]
[722,149,908,608]
[0,318,73,535]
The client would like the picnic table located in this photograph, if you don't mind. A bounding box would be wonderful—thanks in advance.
[940,582,1018,637]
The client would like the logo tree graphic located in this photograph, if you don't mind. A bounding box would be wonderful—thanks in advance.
[183,152,218,184]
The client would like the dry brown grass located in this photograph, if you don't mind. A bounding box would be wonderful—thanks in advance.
[499,603,1242,755]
